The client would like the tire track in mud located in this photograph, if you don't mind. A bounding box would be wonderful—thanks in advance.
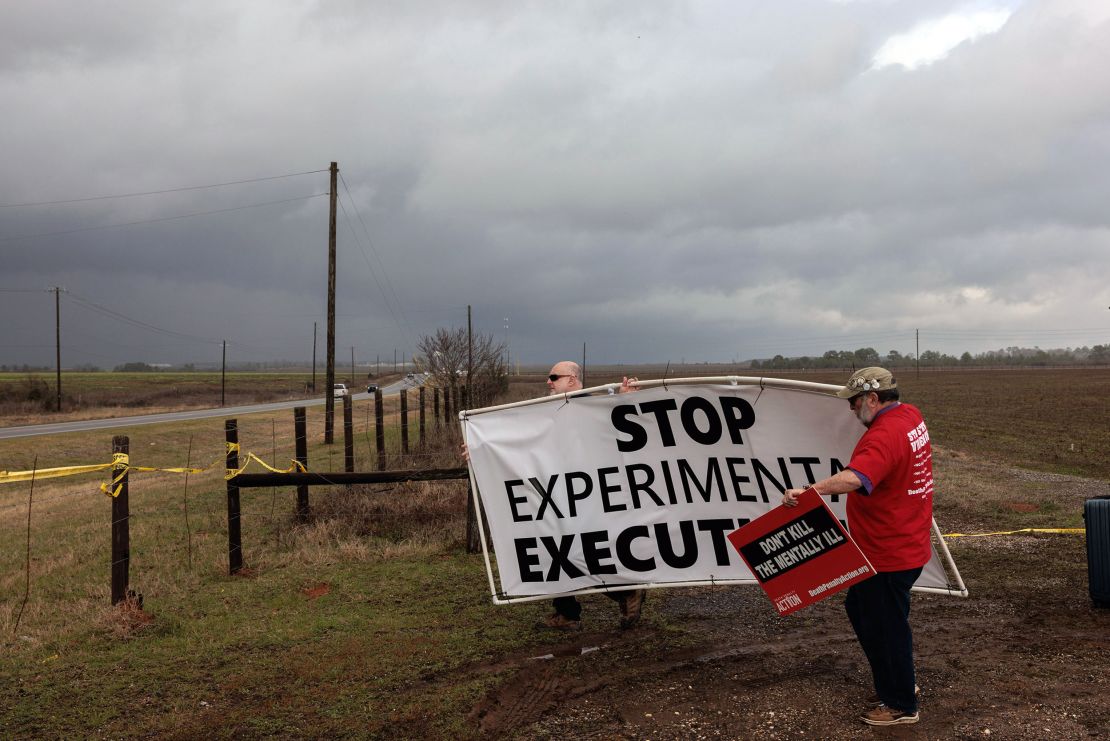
[465,632,616,737]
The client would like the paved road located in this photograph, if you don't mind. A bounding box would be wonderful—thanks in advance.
[0,374,430,440]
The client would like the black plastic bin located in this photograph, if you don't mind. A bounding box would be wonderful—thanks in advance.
[1084,496,1110,608]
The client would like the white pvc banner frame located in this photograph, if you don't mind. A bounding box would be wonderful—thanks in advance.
[461,376,968,605]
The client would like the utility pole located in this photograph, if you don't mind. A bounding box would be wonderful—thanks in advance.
[53,286,62,411]
[503,316,510,372]
[325,161,338,444]
[916,328,920,379]
[376,354,380,376]
[311,321,317,391]
[467,305,473,407]
[221,340,226,406]
[394,348,397,374]
[350,346,355,385]
[582,342,586,386]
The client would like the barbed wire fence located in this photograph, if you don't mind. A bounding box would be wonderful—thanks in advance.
[1,384,481,633]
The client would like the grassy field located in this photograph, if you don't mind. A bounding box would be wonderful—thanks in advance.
[1,368,1107,738]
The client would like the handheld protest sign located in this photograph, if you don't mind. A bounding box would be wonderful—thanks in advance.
[727,488,875,616]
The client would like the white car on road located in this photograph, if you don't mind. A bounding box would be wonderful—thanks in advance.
[333,383,349,397]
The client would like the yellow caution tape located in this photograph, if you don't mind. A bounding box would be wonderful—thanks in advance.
[101,452,130,498]
[0,445,309,495]
[224,452,306,480]
[944,527,1085,538]
[0,461,117,484]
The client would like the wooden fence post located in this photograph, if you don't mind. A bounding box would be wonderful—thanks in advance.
[400,389,409,456]
[374,389,386,470]
[294,407,309,522]
[434,387,441,427]
[110,435,130,604]
[419,387,426,446]
[465,480,480,554]
[343,395,354,473]
[444,386,452,428]
[225,419,243,574]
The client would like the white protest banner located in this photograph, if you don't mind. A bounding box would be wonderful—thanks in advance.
[461,377,966,603]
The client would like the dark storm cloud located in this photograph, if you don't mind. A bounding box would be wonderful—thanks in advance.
[1,0,1108,368]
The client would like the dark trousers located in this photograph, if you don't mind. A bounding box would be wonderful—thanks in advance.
[845,568,922,713]
[552,590,628,620]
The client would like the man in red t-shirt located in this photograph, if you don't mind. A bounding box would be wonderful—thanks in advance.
[782,367,933,727]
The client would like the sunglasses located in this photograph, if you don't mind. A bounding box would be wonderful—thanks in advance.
[548,374,574,382]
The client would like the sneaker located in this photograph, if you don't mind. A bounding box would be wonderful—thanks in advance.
[619,590,646,629]
[860,705,919,726]
[867,684,920,707]
[538,612,582,631]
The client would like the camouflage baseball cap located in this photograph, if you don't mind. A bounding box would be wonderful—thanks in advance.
[836,367,897,399]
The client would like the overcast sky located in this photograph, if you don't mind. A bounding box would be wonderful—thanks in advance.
[2,0,1109,369]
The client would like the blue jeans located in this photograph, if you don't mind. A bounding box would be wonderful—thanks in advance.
[844,568,922,713]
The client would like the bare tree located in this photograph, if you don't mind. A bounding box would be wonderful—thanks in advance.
[416,327,507,407]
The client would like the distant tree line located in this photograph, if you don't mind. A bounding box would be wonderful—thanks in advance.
[750,344,1110,370]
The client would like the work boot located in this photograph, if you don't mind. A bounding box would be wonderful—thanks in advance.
[859,705,919,726]
[538,612,582,631]
[619,590,646,629]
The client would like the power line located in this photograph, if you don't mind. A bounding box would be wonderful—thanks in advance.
[1,192,328,243]
[65,292,223,345]
[335,196,403,332]
[743,331,914,352]
[338,173,410,330]
[0,169,328,208]
[63,293,297,357]
[925,328,1108,338]
[334,176,410,337]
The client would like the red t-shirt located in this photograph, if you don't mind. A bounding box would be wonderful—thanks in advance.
[846,403,934,571]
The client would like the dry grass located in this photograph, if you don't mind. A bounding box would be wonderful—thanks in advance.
[258,478,470,566]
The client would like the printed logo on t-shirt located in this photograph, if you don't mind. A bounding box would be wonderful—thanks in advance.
[905,421,934,497]
[907,421,930,452]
